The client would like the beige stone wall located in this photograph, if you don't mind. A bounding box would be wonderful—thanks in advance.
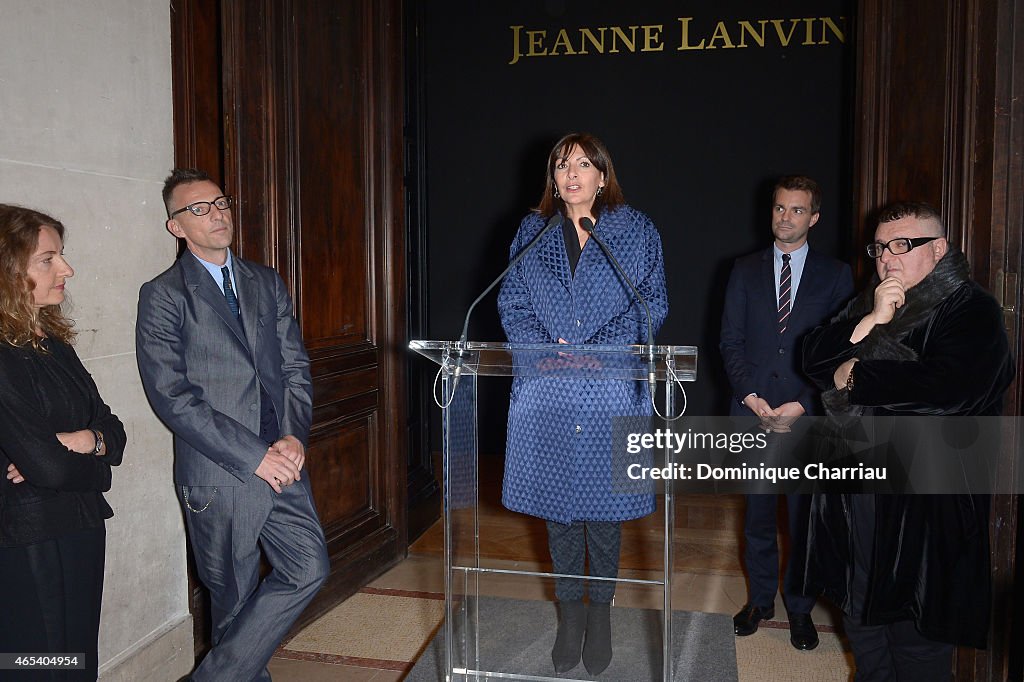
[0,2,192,679]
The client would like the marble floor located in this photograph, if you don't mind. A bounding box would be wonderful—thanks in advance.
[266,463,847,680]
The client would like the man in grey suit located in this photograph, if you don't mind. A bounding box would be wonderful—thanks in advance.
[137,168,328,681]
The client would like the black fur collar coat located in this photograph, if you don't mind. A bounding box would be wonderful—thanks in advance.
[800,251,1015,648]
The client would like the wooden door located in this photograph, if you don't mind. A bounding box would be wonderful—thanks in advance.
[170,0,408,645]
[853,1,1023,678]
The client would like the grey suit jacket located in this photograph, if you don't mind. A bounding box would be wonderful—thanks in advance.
[136,252,313,487]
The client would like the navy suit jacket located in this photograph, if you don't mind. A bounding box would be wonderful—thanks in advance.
[720,247,853,417]
[136,253,313,487]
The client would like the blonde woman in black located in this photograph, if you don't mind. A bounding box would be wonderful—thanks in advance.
[0,204,125,680]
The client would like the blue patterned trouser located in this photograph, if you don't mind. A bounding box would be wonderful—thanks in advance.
[546,520,622,603]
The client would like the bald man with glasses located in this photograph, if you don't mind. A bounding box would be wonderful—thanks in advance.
[802,202,1013,680]
[136,168,328,681]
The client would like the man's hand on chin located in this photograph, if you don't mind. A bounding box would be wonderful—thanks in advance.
[851,276,905,343]
[871,276,906,325]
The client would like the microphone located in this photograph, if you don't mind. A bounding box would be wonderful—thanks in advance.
[454,213,564,374]
[579,216,657,391]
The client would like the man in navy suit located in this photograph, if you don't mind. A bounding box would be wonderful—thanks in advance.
[720,175,853,650]
[136,169,329,681]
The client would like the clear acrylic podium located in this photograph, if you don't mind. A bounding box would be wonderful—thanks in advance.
[410,341,697,682]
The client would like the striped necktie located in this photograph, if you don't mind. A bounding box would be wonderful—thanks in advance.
[778,253,791,334]
[221,266,239,318]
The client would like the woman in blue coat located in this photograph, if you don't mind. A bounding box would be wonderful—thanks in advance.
[497,132,668,675]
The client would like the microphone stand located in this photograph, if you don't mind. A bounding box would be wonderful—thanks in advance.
[579,217,658,399]
[453,213,563,377]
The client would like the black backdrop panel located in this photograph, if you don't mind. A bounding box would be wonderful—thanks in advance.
[420,1,853,452]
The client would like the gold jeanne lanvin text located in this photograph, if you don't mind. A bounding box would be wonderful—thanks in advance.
[508,17,847,65]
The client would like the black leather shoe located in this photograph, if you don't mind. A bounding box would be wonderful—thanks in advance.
[788,612,819,650]
[733,603,774,636]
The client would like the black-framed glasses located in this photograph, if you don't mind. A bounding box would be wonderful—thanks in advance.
[866,236,940,258]
[169,195,233,218]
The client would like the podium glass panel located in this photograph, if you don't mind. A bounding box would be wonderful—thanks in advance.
[410,340,697,381]
[441,369,480,678]
[415,341,698,681]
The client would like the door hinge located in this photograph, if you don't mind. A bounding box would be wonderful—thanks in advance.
[995,269,1018,331]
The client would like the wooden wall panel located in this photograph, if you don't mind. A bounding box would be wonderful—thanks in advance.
[289,1,371,346]
[402,0,442,547]
[853,0,956,240]
[884,3,951,206]
[272,0,407,624]
[306,418,375,527]
[975,1,1024,678]
[171,0,224,183]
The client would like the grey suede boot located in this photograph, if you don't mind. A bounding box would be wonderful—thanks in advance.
[582,601,612,675]
[551,600,586,673]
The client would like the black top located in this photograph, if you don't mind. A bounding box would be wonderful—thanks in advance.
[561,219,582,277]
[0,338,125,547]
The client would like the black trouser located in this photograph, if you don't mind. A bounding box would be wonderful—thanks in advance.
[546,520,621,603]
[0,525,106,681]
[742,493,815,614]
[845,496,953,681]
[843,616,953,681]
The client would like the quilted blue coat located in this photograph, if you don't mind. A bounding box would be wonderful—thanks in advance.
[497,205,668,523]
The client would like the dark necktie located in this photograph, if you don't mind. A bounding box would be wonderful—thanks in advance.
[220,264,275,441]
[778,253,791,334]
[221,266,239,317]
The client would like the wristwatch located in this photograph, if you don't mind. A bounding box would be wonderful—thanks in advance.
[90,429,104,454]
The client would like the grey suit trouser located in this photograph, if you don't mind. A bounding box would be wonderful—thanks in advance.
[182,475,329,681]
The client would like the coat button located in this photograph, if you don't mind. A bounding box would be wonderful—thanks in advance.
[575,425,582,434]
[778,348,785,355]
[250,404,258,411]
